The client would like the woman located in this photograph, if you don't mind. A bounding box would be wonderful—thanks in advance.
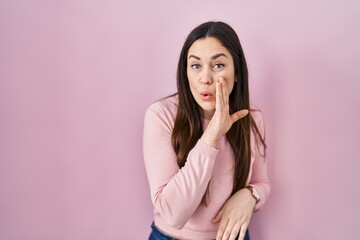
[143,21,270,240]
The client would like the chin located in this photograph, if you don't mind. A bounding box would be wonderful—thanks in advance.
[194,98,215,111]
[199,104,215,113]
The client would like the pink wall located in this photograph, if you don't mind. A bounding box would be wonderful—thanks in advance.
[1,1,359,239]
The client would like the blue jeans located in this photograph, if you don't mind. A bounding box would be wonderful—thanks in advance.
[149,222,250,240]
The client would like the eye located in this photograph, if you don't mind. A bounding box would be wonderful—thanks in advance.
[214,63,225,69]
[191,64,201,69]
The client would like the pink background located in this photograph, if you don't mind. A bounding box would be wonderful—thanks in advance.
[1,0,359,239]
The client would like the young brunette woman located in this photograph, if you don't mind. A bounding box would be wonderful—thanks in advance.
[143,21,270,240]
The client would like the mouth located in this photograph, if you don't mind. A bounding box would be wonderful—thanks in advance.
[200,91,213,101]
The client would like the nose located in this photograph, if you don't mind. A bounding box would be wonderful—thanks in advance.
[199,68,213,85]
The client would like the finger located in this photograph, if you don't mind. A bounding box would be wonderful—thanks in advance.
[219,79,226,111]
[212,207,224,223]
[223,78,229,106]
[230,109,249,124]
[221,220,237,240]
[216,80,223,112]
[219,77,228,107]
[228,221,242,240]
[216,218,229,240]
[238,221,249,240]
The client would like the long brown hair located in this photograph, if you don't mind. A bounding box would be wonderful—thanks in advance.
[171,21,266,203]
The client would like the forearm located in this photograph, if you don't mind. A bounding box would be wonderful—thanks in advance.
[145,134,218,228]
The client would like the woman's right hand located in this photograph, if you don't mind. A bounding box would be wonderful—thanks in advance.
[200,77,248,148]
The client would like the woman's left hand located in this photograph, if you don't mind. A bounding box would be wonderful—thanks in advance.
[212,188,256,240]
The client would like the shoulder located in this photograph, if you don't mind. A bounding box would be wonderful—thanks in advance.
[144,94,179,128]
[249,104,266,155]
[250,104,265,135]
[146,94,178,116]
[250,104,264,123]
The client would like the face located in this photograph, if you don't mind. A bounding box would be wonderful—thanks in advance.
[187,37,235,119]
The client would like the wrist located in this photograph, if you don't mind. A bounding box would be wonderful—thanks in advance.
[245,186,260,206]
[200,133,218,148]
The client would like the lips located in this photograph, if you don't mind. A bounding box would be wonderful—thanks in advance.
[200,91,214,101]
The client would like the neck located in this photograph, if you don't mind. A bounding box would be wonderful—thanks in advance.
[202,110,214,120]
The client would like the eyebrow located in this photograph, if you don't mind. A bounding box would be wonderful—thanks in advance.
[188,53,228,60]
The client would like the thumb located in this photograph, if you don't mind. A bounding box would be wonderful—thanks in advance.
[211,207,224,223]
[231,109,249,124]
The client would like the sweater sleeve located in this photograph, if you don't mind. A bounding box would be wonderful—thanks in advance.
[248,111,271,212]
[143,103,218,229]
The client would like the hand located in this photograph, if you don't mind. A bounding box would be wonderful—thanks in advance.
[201,77,249,147]
[212,188,256,240]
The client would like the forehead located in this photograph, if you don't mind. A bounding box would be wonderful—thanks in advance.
[188,37,230,58]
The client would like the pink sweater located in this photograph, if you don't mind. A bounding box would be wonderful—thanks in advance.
[143,95,270,240]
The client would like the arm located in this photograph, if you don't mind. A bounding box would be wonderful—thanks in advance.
[248,110,270,212]
[214,111,270,240]
[143,104,218,229]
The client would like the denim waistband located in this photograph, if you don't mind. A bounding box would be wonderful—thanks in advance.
[148,222,250,240]
[149,222,177,240]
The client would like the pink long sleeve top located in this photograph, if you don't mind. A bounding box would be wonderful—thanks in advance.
[143,95,270,240]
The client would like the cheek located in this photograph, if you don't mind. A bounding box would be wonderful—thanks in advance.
[187,77,196,94]
[227,82,235,94]
[223,76,235,92]
[187,70,195,82]
[224,70,236,92]
[187,73,197,89]
[189,84,198,99]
